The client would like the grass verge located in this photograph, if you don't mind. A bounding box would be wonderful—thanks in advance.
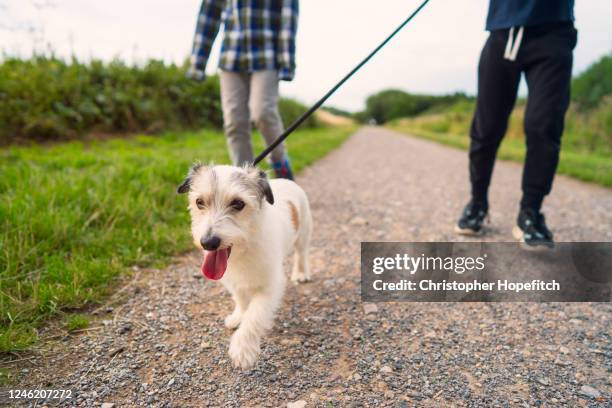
[0,126,355,352]
[388,124,612,187]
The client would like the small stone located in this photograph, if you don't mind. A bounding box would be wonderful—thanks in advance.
[363,303,378,314]
[559,346,570,354]
[353,373,362,381]
[108,347,125,357]
[536,377,550,386]
[350,216,367,226]
[167,378,175,387]
[287,400,307,408]
[101,404,115,408]
[405,390,421,398]
[323,279,335,288]
[380,365,393,374]
[579,385,601,399]
[201,341,212,349]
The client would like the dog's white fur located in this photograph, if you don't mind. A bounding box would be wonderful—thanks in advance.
[182,164,312,369]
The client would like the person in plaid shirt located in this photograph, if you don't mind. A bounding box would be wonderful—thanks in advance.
[189,0,299,180]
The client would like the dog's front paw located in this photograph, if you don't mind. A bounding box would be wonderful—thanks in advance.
[229,332,260,370]
[291,271,311,284]
[224,312,242,329]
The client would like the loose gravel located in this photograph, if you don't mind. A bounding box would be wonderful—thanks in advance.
[15,128,611,407]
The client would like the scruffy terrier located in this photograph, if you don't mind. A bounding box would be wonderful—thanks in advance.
[178,164,312,369]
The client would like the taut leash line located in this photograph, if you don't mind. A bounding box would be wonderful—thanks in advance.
[252,0,431,166]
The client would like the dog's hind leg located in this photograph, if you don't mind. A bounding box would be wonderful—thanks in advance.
[224,291,249,330]
[291,241,311,283]
[291,206,312,284]
[228,289,281,370]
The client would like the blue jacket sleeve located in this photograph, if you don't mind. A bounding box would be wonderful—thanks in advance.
[188,0,225,80]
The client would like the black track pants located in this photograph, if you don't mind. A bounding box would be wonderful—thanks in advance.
[469,22,577,211]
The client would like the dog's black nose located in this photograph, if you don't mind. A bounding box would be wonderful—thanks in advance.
[201,235,221,251]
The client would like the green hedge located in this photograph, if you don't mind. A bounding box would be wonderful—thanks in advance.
[0,56,318,144]
[278,97,319,129]
[355,89,473,124]
[572,53,612,110]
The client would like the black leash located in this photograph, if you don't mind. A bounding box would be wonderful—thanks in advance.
[252,0,431,165]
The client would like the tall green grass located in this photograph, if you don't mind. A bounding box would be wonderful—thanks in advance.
[0,126,355,352]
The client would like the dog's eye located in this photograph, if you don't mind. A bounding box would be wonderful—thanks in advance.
[230,199,245,211]
[195,198,206,209]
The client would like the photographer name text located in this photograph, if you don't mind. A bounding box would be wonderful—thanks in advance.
[372,279,560,293]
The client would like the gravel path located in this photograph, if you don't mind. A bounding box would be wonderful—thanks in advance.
[18,127,611,407]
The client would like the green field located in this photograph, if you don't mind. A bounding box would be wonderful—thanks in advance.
[388,100,612,187]
[0,126,355,352]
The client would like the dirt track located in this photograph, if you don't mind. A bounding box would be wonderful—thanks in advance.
[18,128,611,407]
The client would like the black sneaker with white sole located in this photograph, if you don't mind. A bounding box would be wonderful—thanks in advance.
[512,208,554,249]
[455,201,488,236]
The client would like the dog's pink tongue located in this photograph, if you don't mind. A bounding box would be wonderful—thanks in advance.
[201,249,229,280]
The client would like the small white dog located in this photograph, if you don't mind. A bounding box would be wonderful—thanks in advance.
[178,164,312,369]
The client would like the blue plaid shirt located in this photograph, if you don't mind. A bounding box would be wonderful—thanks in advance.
[189,0,299,81]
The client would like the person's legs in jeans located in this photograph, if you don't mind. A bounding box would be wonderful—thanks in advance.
[220,71,253,166]
[249,70,294,179]
[248,70,287,164]
[520,25,576,211]
[469,32,522,206]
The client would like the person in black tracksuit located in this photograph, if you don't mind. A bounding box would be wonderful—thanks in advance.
[456,0,577,248]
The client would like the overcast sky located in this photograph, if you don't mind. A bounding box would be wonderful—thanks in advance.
[1,0,611,111]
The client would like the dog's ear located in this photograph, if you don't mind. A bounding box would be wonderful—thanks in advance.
[257,170,274,205]
[244,166,274,205]
[177,163,204,194]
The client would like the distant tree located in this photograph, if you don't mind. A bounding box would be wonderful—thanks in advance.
[358,89,471,124]
[321,106,353,118]
[572,53,612,110]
